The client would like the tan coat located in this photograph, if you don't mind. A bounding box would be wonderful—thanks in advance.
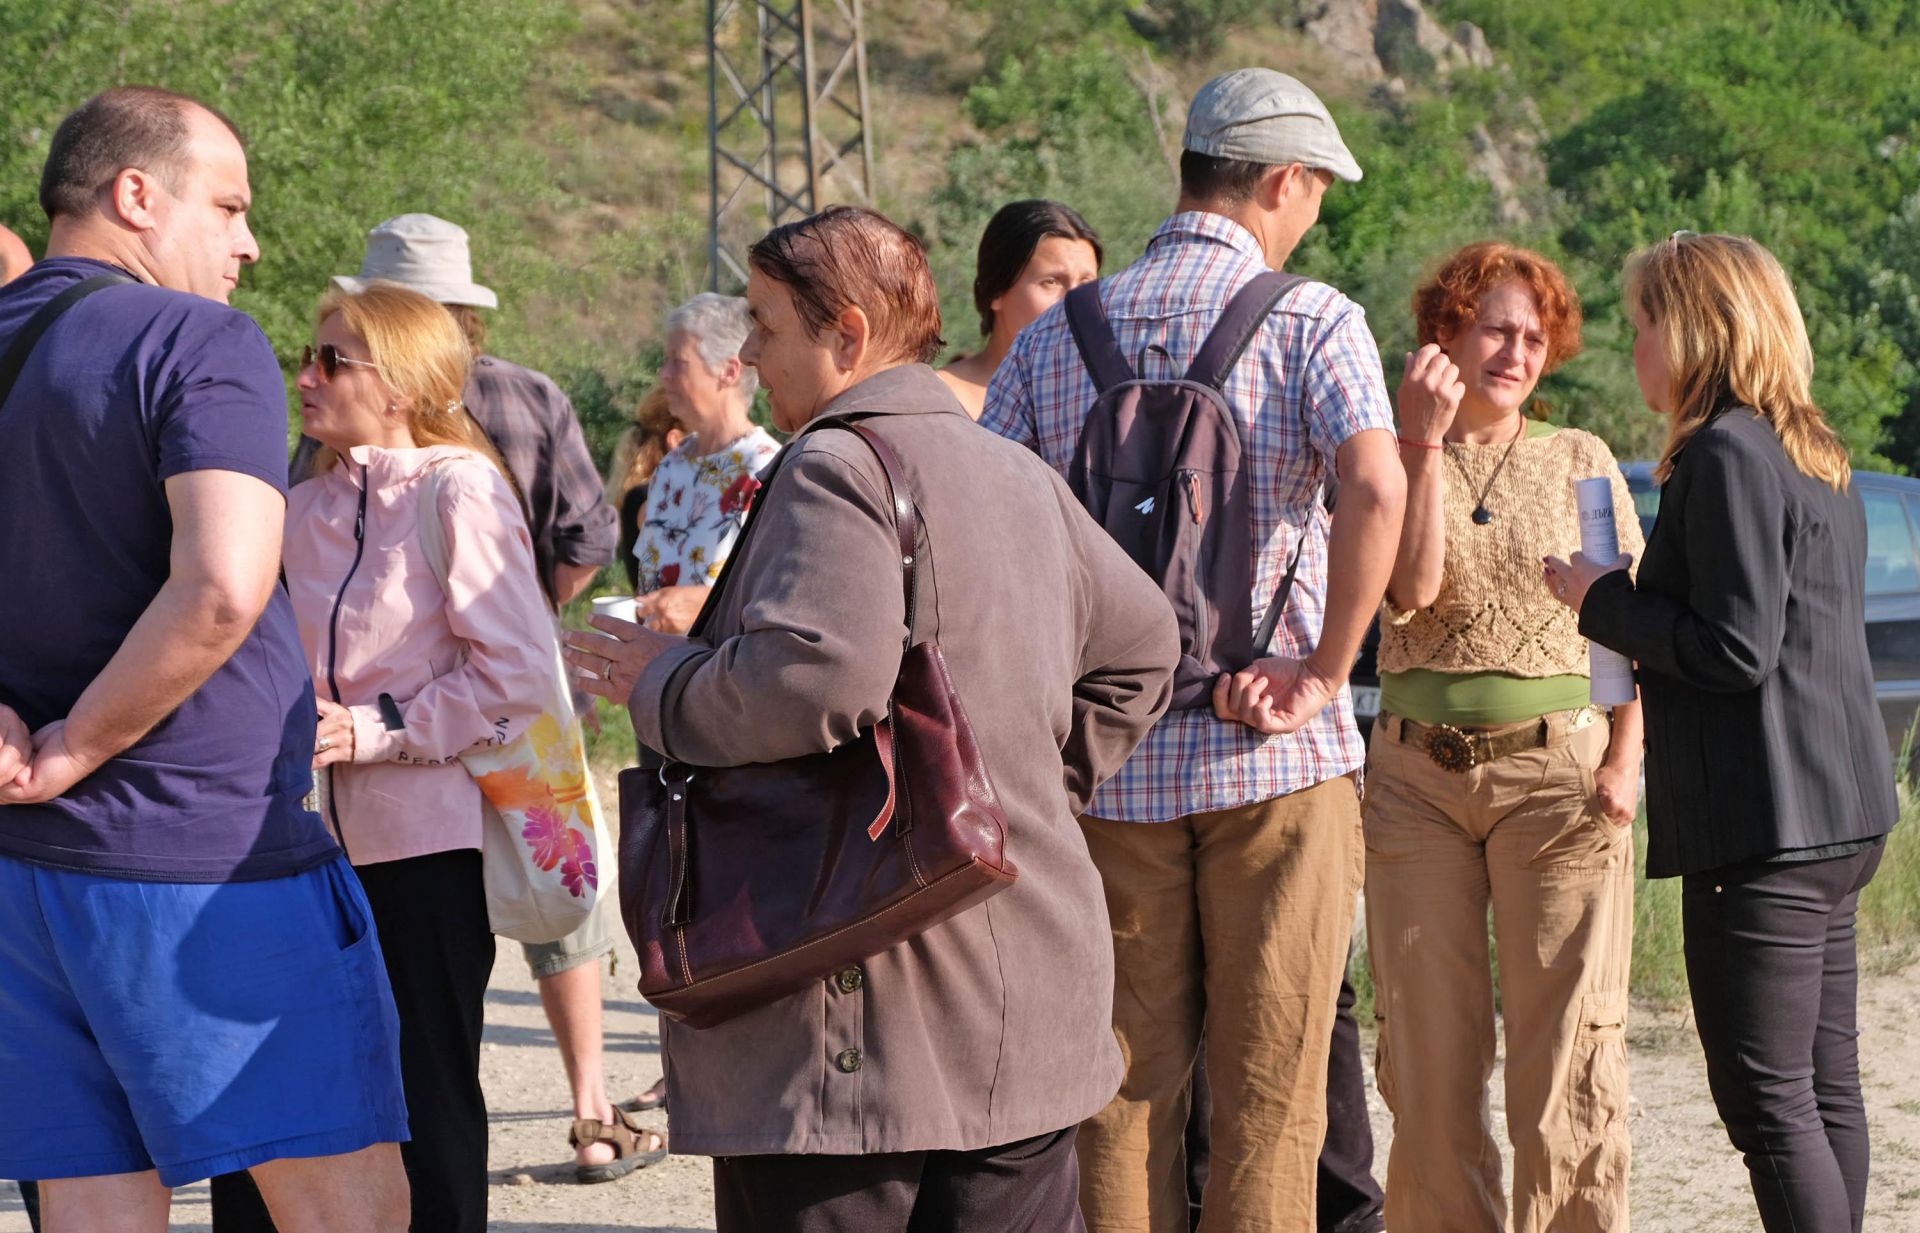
[627,363,1178,1155]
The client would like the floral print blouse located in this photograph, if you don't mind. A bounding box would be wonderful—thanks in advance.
[632,427,782,593]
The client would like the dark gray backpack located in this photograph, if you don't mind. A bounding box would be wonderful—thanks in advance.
[1066,270,1305,711]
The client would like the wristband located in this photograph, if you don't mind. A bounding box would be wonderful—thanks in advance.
[1396,435,1443,451]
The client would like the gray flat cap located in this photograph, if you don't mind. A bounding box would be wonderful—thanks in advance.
[1182,68,1363,183]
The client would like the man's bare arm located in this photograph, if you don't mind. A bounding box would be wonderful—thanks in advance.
[0,470,285,803]
[1215,428,1406,734]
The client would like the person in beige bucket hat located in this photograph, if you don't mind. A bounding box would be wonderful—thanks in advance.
[330,213,499,308]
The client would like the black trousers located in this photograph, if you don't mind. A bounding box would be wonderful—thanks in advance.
[1684,840,1884,1233]
[211,850,496,1233]
[714,1125,1084,1233]
[1188,969,1384,1233]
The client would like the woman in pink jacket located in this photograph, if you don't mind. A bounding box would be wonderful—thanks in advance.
[283,283,659,1231]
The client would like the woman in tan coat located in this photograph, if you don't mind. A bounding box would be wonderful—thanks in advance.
[569,205,1179,1232]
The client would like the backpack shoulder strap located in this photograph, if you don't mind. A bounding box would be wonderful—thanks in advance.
[1184,270,1305,392]
[1064,279,1135,395]
[0,272,135,412]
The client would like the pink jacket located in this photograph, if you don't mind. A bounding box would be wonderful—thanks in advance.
[284,444,555,865]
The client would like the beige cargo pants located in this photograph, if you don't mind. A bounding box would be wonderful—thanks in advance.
[1363,710,1633,1233]
[1077,775,1365,1233]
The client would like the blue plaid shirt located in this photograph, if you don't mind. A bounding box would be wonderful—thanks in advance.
[982,212,1393,823]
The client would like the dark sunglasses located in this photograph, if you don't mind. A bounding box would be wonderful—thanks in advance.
[300,343,383,380]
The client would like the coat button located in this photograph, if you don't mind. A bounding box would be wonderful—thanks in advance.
[835,1048,863,1073]
[835,967,863,993]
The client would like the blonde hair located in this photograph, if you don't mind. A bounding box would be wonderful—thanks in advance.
[311,282,506,477]
[1624,233,1849,490]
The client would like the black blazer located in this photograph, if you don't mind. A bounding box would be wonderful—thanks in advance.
[1581,408,1897,878]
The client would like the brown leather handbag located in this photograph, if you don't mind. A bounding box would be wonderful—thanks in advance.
[617,419,1019,1029]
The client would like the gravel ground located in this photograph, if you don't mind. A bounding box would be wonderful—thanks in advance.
[9,934,1920,1230]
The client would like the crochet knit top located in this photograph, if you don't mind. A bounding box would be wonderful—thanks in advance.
[1378,423,1645,678]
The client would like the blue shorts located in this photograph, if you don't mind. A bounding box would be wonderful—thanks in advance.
[0,853,409,1186]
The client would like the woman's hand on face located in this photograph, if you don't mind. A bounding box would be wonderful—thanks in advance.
[1396,344,1466,446]
[634,584,711,636]
[1542,551,1633,615]
[314,699,356,769]
[565,615,684,702]
[1592,758,1640,827]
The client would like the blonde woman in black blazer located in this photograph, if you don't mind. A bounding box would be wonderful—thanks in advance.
[1545,233,1897,1233]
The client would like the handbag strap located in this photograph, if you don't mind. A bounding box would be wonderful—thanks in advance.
[689,415,924,648]
[835,421,921,650]
[0,271,135,412]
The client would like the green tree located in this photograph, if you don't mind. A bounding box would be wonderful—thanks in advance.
[0,0,570,441]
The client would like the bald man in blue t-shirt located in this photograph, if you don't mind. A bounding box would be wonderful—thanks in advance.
[0,88,409,1231]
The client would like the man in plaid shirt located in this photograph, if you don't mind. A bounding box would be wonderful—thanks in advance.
[984,69,1405,1231]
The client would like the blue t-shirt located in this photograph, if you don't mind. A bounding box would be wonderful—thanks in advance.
[0,258,338,881]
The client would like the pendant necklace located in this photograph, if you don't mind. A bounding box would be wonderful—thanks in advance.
[1447,416,1525,526]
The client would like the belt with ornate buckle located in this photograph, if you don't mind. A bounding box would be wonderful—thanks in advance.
[1396,707,1601,773]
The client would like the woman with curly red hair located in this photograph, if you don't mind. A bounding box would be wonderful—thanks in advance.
[1364,242,1645,1233]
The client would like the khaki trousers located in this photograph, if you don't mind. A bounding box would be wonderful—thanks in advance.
[1364,712,1633,1233]
[1078,775,1365,1233]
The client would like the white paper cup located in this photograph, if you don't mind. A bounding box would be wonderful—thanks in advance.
[591,595,639,625]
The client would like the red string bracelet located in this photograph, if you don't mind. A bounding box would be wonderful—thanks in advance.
[1396,435,1443,451]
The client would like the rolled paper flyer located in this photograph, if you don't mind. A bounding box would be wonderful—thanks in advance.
[1575,476,1638,706]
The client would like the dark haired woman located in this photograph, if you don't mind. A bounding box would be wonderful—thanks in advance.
[1547,233,1897,1233]
[938,199,1101,418]
[571,205,1177,1232]
[1367,242,1644,1233]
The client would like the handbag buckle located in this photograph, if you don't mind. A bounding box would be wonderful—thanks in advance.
[659,765,696,788]
[1422,724,1477,773]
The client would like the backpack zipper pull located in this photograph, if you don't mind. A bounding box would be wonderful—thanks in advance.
[1184,471,1204,524]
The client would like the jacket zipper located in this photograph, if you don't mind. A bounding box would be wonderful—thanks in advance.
[322,469,371,858]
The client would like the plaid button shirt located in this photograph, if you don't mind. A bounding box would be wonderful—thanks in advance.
[464,356,618,586]
[982,212,1394,823]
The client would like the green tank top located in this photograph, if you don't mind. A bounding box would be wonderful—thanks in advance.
[1379,669,1592,728]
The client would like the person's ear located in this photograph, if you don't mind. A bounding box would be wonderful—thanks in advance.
[716,355,745,389]
[109,167,168,232]
[830,304,872,373]
[1259,163,1305,212]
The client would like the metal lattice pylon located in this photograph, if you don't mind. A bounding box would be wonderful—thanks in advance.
[706,0,875,290]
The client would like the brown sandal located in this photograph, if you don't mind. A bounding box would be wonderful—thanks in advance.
[568,1107,667,1183]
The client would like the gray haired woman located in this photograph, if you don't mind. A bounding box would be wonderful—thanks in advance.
[630,292,780,633]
